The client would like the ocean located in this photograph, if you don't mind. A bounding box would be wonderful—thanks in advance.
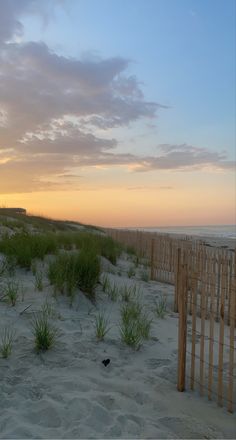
[131,225,236,239]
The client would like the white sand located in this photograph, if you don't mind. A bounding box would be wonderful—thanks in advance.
[0,234,235,438]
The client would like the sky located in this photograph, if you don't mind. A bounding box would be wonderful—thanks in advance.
[0,0,235,227]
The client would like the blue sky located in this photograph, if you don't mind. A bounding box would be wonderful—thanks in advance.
[21,0,235,155]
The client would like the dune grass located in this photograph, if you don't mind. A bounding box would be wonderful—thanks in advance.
[120,300,152,349]
[5,280,20,306]
[0,327,15,358]
[0,232,58,269]
[154,294,167,318]
[100,274,111,293]
[94,312,111,340]
[120,284,140,302]
[48,249,100,301]
[31,311,58,352]
[35,269,43,291]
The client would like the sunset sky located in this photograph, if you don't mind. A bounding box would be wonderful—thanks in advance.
[0,0,235,227]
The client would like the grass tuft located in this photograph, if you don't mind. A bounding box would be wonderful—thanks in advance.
[5,280,19,306]
[154,294,167,318]
[94,312,110,340]
[35,270,43,291]
[0,327,15,358]
[31,311,58,352]
[120,300,152,349]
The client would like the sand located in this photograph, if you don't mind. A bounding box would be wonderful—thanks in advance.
[0,231,236,439]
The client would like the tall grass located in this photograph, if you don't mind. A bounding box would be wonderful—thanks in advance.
[35,270,43,291]
[0,327,15,358]
[0,230,121,271]
[120,301,152,349]
[0,232,58,269]
[154,295,167,318]
[74,233,121,265]
[5,280,19,306]
[94,312,110,340]
[48,249,100,300]
[48,253,78,298]
[31,311,58,352]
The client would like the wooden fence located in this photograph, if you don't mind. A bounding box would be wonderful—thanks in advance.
[177,247,236,413]
[106,228,236,413]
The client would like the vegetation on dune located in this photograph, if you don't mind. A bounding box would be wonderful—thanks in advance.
[0,232,58,269]
[154,294,167,318]
[120,300,152,349]
[94,312,111,340]
[31,311,58,352]
[0,327,15,358]
[5,279,20,306]
[48,249,100,301]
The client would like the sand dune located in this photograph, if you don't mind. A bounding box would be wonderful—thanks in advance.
[0,223,235,439]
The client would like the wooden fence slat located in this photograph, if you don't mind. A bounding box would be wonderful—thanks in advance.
[177,256,188,392]
[227,255,235,413]
[217,257,226,407]
[150,238,155,281]
[190,270,198,390]
[208,256,215,401]
[199,252,207,396]
[174,248,181,313]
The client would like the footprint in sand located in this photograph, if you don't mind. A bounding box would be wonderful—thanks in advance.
[146,358,171,369]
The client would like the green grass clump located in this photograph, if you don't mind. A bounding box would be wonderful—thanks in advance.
[76,249,100,298]
[106,282,119,301]
[0,259,6,276]
[5,280,19,306]
[137,313,152,339]
[154,295,167,318]
[48,253,78,299]
[99,236,121,265]
[100,274,111,293]
[35,270,43,291]
[120,284,139,302]
[94,312,110,340]
[120,320,142,350]
[0,232,58,269]
[121,301,142,325]
[120,301,152,349]
[48,249,100,301]
[0,327,14,358]
[75,233,121,265]
[31,312,58,352]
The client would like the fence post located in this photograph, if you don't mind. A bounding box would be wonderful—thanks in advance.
[177,254,188,392]
[174,248,181,313]
[150,238,155,280]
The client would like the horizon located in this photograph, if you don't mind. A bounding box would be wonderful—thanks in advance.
[0,0,235,226]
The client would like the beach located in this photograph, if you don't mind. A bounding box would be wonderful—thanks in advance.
[0,219,235,439]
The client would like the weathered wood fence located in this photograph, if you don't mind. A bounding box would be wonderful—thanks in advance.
[106,228,236,413]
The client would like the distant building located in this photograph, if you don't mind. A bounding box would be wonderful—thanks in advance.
[0,208,27,215]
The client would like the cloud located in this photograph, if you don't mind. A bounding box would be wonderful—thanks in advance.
[0,1,234,194]
[126,186,174,191]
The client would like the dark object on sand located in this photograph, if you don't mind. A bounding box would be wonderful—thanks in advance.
[102,359,110,367]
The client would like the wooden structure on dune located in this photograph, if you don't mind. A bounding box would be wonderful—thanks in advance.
[0,207,27,215]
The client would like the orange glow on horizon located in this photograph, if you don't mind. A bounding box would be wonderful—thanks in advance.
[1,185,235,228]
